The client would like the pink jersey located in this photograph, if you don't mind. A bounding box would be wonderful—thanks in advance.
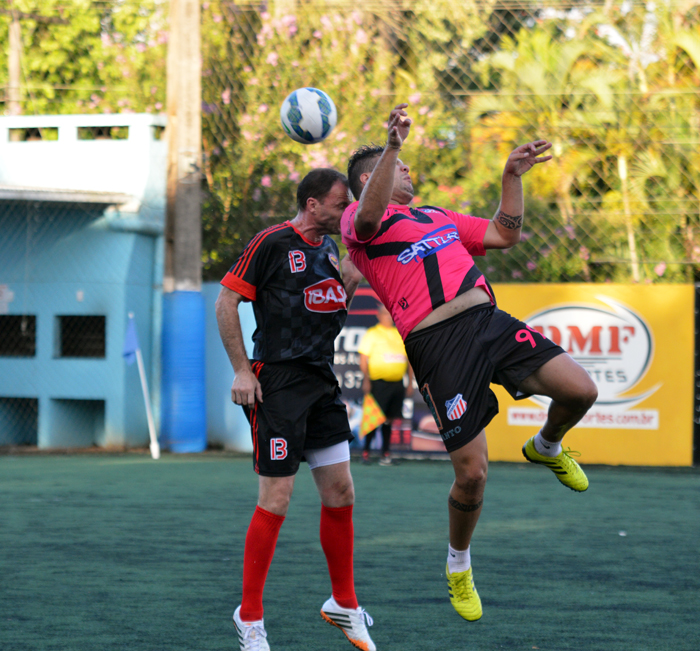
[341,202,493,339]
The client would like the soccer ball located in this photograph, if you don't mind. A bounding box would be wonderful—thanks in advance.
[280,88,337,144]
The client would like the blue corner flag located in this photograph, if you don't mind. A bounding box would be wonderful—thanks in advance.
[123,315,140,365]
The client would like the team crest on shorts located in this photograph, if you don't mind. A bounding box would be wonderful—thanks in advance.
[445,393,468,421]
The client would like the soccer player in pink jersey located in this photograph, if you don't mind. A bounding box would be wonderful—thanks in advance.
[341,104,598,622]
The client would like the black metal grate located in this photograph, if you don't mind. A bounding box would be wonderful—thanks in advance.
[58,315,106,358]
[0,397,38,446]
[0,315,36,357]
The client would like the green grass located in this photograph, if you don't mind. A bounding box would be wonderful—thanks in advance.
[1,454,699,650]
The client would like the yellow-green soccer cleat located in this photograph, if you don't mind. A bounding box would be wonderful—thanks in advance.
[522,436,589,492]
[446,565,482,621]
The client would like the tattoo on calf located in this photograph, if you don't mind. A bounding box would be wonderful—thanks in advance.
[497,210,523,230]
[448,496,483,512]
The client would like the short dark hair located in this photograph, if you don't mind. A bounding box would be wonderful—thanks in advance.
[297,168,349,211]
[347,144,384,200]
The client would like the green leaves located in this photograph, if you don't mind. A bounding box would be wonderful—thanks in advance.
[7,1,699,283]
[0,0,167,114]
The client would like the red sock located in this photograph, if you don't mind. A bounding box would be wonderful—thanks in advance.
[240,506,285,621]
[320,504,358,609]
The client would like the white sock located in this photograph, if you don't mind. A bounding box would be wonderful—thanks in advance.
[447,544,471,573]
[534,431,562,457]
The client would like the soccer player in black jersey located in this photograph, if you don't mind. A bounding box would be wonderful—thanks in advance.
[216,168,376,651]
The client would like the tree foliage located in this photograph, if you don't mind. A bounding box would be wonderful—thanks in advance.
[3,1,700,284]
[0,0,167,114]
[200,0,700,283]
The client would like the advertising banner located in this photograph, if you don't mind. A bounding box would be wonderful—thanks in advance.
[335,284,694,466]
[491,284,694,466]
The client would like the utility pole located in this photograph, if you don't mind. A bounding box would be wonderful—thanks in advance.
[164,0,202,293]
[161,0,206,454]
[8,8,21,116]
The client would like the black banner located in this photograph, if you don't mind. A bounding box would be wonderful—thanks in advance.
[335,285,446,454]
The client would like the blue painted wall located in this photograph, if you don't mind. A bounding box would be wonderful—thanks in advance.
[0,204,157,446]
[203,282,255,452]
[0,114,166,448]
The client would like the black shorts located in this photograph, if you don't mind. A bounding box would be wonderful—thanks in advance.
[404,304,564,453]
[243,362,353,477]
[370,379,406,420]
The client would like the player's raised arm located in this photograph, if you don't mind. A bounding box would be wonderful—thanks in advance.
[215,287,263,407]
[353,104,412,240]
[483,140,553,250]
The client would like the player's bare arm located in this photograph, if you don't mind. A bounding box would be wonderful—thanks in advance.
[354,104,412,240]
[215,286,263,407]
[359,354,370,394]
[483,140,553,250]
[341,254,363,306]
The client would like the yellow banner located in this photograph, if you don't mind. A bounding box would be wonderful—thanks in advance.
[487,284,694,466]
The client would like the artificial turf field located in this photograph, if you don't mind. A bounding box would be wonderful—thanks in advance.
[1,453,698,651]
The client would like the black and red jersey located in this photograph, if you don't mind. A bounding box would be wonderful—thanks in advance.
[221,220,348,369]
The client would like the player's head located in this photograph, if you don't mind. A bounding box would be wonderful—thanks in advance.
[297,168,351,234]
[347,145,414,204]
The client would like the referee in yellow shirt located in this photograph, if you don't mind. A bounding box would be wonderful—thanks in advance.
[358,302,414,465]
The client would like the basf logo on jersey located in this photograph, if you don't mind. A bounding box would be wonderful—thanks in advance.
[304,278,347,313]
[508,296,661,430]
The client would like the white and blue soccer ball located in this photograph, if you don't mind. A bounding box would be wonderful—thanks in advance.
[280,87,337,144]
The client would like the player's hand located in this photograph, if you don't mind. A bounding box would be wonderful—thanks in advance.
[231,368,263,408]
[503,140,553,177]
[405,382,414,398]
[387,103,411,150]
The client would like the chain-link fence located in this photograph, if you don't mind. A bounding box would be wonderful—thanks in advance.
[0,187,165,448]
[2,1,700,448]
[0,199,38,448]
[200,0,700,284]
[3,1,699,285]
[0,106,166,449]
[0,198,110,446]
[0,1,168,116]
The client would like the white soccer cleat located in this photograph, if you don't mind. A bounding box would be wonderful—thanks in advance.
[320,596,376,651]
[233,606,270,651]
